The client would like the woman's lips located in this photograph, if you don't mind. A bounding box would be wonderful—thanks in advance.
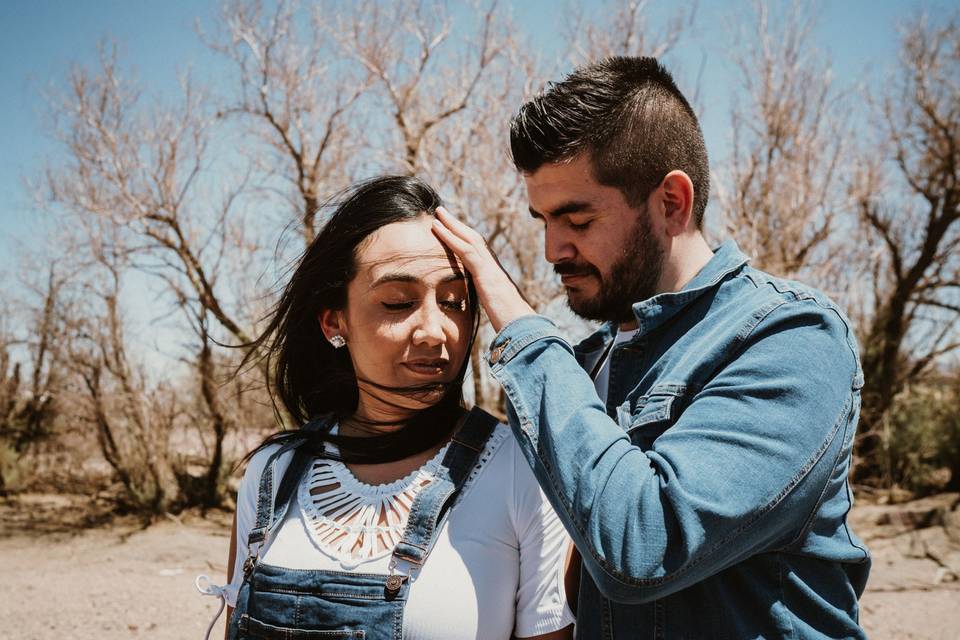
[403,360,448,375]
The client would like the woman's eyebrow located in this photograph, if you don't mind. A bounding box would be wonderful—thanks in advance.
[370,273,419,288]
[369,271,466,288]
[440,272,467,284]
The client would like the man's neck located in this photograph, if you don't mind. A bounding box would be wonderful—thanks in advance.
[660,232,715,294]
[618,233,714,332]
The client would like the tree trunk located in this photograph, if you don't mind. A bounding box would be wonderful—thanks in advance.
[470,339,487,411]
[199,338,228,509]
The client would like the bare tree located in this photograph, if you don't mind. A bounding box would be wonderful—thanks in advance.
[566,0,695,63]
[205,0,367,246]
[333,0,509,176]
[40,44,267,508]
[63,256,185,512]
[46,44,256,346]
[852,14,960,482]
[0,268,63,495]
[716,1,850,289]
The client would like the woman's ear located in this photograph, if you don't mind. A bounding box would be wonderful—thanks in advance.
[318,309,346,343]
[659,170,695,237]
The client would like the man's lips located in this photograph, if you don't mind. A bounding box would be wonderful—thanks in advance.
[555,262,596,287]
[560,272,592,285]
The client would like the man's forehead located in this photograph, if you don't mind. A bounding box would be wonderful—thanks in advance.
[525,166,631,220]
[525,155,596,185]
[526,161,604,200]
[526,182,601,219]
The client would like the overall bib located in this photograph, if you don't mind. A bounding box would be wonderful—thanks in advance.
[228,407,498,640]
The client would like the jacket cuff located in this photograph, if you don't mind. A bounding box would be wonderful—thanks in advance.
[487,314,565,368]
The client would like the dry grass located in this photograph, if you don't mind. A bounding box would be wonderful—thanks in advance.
[0,492,957,639]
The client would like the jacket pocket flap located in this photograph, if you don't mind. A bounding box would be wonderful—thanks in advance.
[626,394,675,432]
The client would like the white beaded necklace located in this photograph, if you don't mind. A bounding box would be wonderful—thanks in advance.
[297,424,509,569]
[297,435,449,569]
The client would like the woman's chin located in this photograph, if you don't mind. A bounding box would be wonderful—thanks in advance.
[401,386,447,407]
[359,384,445,413]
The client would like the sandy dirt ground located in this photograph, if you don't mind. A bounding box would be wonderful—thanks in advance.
[0,492,958,640]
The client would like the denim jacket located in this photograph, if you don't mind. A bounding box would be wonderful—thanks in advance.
[488,241,870,639]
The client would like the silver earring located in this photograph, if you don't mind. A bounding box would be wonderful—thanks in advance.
[329,335,346,349]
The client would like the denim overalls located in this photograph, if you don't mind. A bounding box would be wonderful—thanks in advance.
[228,407,498,640]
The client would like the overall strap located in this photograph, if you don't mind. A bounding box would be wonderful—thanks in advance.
[246,417,330,549]
[391,407,499,568]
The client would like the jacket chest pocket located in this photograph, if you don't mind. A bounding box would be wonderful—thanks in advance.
[622,389,689,451]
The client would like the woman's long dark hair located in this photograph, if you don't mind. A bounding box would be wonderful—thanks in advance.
[240,176,478,464]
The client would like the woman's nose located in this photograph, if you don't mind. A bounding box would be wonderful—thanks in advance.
[412,302,446,346]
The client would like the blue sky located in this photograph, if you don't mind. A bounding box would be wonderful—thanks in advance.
[0,0,942,282]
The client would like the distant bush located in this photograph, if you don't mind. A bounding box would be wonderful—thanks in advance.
[881,373,960,496]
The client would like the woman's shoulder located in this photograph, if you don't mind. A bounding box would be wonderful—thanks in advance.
[454,420,559,539]
[238,442,293,493]
[467,418,512,464]
[484,420,530,469]
[459,420,536,496]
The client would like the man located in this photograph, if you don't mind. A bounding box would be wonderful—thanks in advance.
[434,56,870,638]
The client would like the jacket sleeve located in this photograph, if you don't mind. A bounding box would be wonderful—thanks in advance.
[488,305,862,604]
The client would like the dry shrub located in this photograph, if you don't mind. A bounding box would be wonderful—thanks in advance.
[881,372,960,496]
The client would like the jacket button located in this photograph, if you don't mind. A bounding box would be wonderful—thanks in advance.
[489,339,510,365]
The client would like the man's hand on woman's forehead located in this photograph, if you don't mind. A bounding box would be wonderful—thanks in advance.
[431,207,535,332]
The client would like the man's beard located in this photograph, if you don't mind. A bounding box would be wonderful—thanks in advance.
[557,209,664,324]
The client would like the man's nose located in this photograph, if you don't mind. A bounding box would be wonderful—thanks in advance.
[543,226,576,264]
[412,301,446,346]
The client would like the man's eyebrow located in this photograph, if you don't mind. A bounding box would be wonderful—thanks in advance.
[370,271,467,288]
[528,200,593,219]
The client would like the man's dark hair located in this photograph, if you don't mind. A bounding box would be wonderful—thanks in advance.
[510,56,710,228]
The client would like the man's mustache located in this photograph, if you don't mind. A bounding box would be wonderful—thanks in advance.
[554,261,599,277]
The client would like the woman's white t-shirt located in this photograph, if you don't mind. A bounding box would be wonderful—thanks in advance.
[227,423,574,639]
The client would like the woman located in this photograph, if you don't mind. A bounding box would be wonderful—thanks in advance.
[209,176,573,640]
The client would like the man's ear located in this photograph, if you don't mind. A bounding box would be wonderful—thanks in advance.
[318,308,346,342]
[659,170,695,237]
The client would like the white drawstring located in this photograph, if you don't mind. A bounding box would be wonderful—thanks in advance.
[195,575,228,640]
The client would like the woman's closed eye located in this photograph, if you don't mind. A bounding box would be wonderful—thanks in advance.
[440,298,467,311]
[381,297,466,312]
[382,300,415,311]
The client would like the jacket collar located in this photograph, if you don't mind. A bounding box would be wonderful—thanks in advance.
[574,240,750,359]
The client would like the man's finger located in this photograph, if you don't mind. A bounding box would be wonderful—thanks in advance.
[431,218,476,260]
[436,207,483,245]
